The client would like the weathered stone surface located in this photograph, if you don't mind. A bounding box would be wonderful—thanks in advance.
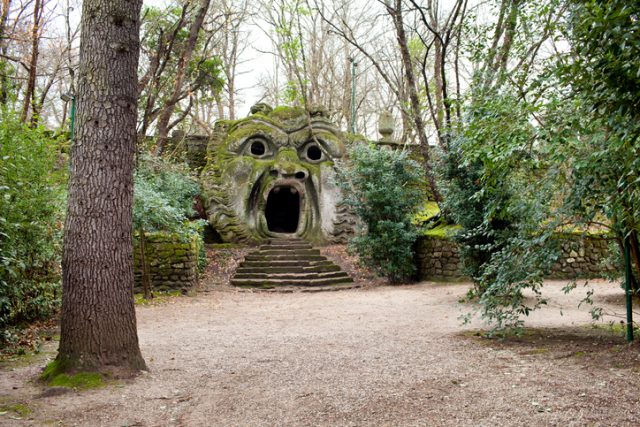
[200,105,356,245]
[231,237,353,288]
[415,234,617,281]
[133,231,200,293]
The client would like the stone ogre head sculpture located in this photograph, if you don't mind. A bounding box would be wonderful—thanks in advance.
[201,104,354,244]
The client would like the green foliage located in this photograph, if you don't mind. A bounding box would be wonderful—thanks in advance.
[138,4,225,125]
[133,154,203,238]
[0,114,66,341]
[439,0,639,333]
[555,0,640,240]
[337,144,423,283]
[440,93,560,332]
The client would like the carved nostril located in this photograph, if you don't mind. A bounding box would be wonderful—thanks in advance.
[269,169,278,177]
[295,171,307,180]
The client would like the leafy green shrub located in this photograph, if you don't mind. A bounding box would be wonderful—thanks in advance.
[0,114,66,340]
[439,94,560,333]
[133,154,203,234]
[133,155,205,297]
[336,144,423,283]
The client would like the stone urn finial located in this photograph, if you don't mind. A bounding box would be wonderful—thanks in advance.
[378,110,394,143]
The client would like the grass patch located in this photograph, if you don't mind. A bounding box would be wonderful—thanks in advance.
[589,322,639,338]
[134,290,184,305]
[47,372,105,389]
[0,402,32,417]
[41,359,107,389]
[531,347,549,354]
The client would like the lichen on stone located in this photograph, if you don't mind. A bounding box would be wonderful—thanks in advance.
[200,104,355,244]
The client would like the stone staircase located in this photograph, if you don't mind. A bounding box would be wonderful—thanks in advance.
[230,238,354,289]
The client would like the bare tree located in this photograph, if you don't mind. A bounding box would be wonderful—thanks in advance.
[209,0,251,120]
[154,0,211,154]
[19,0,43,122]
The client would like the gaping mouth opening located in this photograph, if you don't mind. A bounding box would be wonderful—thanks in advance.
[265,185,300,233]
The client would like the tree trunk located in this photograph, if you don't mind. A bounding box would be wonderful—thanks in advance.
[20,0,42,123]
[155,0,211,155]
[0,0,11,105]
[57,0,146,376]
[389,0,442,203]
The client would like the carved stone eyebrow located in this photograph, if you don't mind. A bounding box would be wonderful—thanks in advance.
[226,119,288,153]
[293,130,345,158]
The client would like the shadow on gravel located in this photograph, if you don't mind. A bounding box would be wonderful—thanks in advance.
[461,326,640,372]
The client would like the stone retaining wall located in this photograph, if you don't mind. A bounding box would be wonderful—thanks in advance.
[133,232,200,293]
[415,234,617,281]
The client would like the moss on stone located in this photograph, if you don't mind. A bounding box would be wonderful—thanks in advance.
[269,105,306,121]
[414,201,441,224]
[423,224,461,239]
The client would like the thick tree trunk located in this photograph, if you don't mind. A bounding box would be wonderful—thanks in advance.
[58,0,146,375]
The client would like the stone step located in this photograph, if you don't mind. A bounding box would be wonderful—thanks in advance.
[268,238,307,244]
[231,276,354,288]
[239,259,335,268]
[231,238,353,289]
[235,265,342,274]
[233,271,350,280]
[260,243,313,250]
[244,254,327,262]
[256,249,321,256]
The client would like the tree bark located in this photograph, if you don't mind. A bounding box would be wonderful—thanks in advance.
[389,0,442,202]
[20,0,42,123]
[58,0,146,375]
[0,0,11,105]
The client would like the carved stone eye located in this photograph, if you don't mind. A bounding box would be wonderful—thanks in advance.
[306,145,322,161]
[250,140,266,157]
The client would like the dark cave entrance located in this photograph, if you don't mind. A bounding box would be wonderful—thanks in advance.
[265,186,300,233]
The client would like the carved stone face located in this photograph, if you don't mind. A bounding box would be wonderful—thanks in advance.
[201,106,353,244]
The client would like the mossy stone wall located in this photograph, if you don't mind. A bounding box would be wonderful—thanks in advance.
[548,235,617,279]
[414,237,462,281]
[184,135,209,172]
[133,232,200,293]
[415,234,617,281]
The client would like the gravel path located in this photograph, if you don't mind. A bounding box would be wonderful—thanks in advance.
[1,279,639,426]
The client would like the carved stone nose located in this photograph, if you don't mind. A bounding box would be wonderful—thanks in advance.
[270,166,308,181]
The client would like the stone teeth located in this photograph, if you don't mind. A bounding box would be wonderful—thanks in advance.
[290,188,298,194]
[273,187,280,194]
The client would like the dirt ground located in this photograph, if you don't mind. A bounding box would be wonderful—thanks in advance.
[1,247,639,426]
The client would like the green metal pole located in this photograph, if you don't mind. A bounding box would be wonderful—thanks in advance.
[69,96,76,141]
[624,235,634,342]
[350,58,356,134]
